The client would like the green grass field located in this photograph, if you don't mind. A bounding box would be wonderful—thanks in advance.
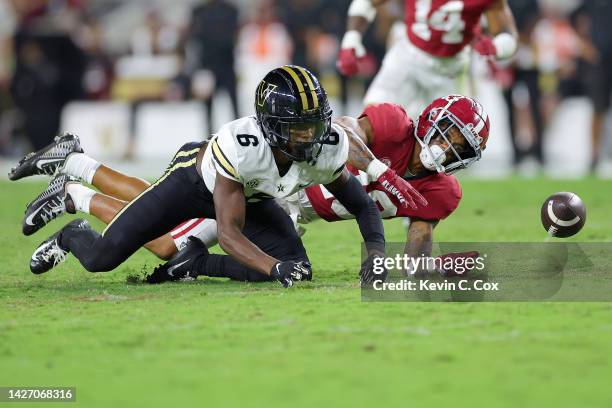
[1,177,612,407]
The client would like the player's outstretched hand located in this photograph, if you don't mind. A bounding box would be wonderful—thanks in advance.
[271,261,312,288]
[368,159,428,210]
[360,253,387,286]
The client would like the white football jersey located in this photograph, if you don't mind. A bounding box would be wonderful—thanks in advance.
[201,116,349,202]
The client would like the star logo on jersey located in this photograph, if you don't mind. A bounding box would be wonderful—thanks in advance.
[276,184,285,193]
[256,81,278,107]
[246,179,260,189]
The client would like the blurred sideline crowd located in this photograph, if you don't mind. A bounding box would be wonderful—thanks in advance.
[0,0,611,175]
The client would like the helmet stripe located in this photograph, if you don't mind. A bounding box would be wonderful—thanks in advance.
[473,116,485,134]
[295,66,319,109]
[280,65,309,110]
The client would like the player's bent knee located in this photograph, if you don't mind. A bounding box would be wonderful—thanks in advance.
[80,255,119,273]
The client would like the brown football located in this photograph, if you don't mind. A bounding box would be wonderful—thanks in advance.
[540,192,586,238]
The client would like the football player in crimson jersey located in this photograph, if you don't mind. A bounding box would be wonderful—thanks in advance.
[337,0,517,118]
[310,94,489,277]
[12,94,487,282]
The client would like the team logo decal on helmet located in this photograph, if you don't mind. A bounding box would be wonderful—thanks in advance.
[415,94,490,174]
[255,65,333,162]
[256,82,278,108]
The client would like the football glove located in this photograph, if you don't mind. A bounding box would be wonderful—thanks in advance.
[472,35,497,58]
[359,253,387,286]
[336,30,366,76]
[271,261,312,288]
[368,159,428,210]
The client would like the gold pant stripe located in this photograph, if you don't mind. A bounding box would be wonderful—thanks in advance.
[173,148,200,160]
[280,66,309,110]
[295,66,318,109]
[102,158,197,235]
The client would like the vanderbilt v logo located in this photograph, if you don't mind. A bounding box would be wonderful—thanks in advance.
[256,82,278,107]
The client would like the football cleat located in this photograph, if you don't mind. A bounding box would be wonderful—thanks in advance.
[8,133,83,181]
[30,219,90,274]
[146,237,208,284]
[22,174,77,236]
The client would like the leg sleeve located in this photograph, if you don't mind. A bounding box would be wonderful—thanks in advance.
[171,218,219,250]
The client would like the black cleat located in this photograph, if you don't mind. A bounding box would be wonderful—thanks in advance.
[9,133,83,181]
[30,219,89,274]
[22,174,77,236]
[146,237,208,284]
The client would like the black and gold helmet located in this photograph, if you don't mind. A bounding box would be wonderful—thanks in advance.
[255,65,333,162]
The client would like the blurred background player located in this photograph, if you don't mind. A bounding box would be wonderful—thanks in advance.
[1,0,610,189]
[337,0,518,118]
[185,0,239,137]
[580,0,612,173]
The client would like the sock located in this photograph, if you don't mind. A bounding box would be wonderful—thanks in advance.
[62,153,100,184]
[66,183,96,214]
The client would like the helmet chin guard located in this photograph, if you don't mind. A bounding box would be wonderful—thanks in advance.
[415,95,490,175]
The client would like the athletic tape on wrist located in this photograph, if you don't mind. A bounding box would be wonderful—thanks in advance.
[493,32,517,60]
[348,0,377,22]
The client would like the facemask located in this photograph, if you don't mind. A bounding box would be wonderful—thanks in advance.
[419,144,446,171]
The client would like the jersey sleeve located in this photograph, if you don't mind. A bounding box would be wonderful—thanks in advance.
[323,124,350,184]
[405,174,462,221]
[210,129,242,184]
[359,103,413,145]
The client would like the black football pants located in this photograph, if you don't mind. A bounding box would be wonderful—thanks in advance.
[60,142,309,280]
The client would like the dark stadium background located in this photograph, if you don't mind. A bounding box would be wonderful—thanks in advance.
[0,0,611,178]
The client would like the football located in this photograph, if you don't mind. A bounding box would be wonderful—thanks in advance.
[540,192,587,237]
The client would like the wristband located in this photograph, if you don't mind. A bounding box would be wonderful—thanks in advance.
[366,158,389,181]
[341,30,363,49]
[348,0,377,22]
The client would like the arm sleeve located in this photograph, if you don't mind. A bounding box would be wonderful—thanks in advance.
[359,103,413,144]
[331,173,385,253]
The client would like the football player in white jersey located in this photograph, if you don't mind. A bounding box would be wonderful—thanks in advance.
[19,66,425,287]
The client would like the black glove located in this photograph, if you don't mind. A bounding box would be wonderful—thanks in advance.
[271,261,312,288]
[360,254,387,286]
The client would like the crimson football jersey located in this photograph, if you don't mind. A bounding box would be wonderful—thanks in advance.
[305,103,462,222]
[405,0,494,57]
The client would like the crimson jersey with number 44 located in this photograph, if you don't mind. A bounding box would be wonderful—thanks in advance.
[305,103,462,222]
[406,0,494,57]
